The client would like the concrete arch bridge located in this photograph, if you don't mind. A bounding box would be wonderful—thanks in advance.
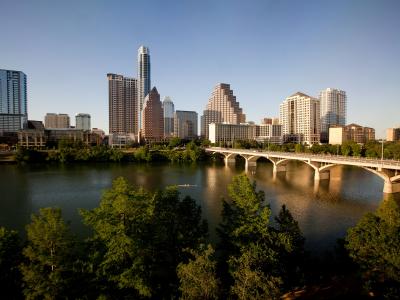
[206,147,400,194]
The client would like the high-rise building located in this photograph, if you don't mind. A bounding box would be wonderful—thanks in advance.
[107,73,138,135]
[137,46,151,133]
[141,87,164,142]
[0,69,27,132]
[44,113,70,128]
[174,110,198,140]
[329,124,375,145]
[201,83,246,139]
[387,127,400,142]
[75,113,91,131]
[162,96,174,138]
[320,88,347,142]
[280,92,320,145]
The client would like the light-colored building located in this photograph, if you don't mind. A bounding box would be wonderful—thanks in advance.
[107,73,138,135]
[201,83,246,140]
[0,69,28,133]
[75,113,91,131]
[279,92,320,145]
[137,46,151,133]
[141,87,164,142]
[209,123,255,144]
[320,88,347,142]
[387,128,400,142]
[174,110,198,140]
[44,113,70,129]
[162,96,175,138]
[255,124,282,144]
[329,123,375,145]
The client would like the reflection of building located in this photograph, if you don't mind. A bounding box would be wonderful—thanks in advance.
[320,88,346,143]
[174,110,198,140]
[45,113,70,129]
[329,123,375,144]
[75,113,91,130]
[387,127,400,142]
[141,87,164,142]
[0,69,28,133]
[162,97,174,138]
[201,83,246,139]
[280,92,320,145]
[107,73,138,135]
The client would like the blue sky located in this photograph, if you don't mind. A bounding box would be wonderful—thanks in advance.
[1,0,399,137]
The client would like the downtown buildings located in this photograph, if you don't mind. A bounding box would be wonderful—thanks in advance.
[163,97,174,138]
[44,113,70,129]
[75,113,91,131]
[320,88,347,142]
[0,69,28,133]
[141,87,164,142]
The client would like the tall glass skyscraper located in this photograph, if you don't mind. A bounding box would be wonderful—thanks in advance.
[0,69,28,132]
[320,88,347,143]
[137,46,151,133]
[162,96,174,138]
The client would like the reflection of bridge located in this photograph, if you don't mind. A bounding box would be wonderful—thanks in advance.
[206,147,400,194]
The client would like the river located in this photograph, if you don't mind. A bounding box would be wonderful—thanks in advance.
[0,160,395,252]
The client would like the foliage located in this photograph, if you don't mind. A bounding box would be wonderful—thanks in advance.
[345,197,400,297]
[0,227,22,299]
[20,208,77,300]
[177,244,219,300]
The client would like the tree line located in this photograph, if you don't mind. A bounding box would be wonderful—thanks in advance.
[1,175,399,299]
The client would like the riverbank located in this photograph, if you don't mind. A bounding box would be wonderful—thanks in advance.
[0,151,16,163]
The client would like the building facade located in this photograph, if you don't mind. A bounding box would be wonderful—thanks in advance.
[107,73,138,135]
[320,88,347,143]
[329,123,375,145]
[279,92,320,145]
[201,83,246,139]
[387,128,400,142]
[44,113,70,129]
[141,87,164,142]
[255,124,283,144]
[162,96,175,138]
[75,113,91,130]
[174,110,198,140]
[137,46,151,133]
[0,69,28,133]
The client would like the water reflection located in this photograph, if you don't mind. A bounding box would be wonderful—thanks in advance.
[0,162,387,252]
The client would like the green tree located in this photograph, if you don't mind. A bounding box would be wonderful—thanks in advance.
[0,227,22,299]
[177,244,219,300]
[345,197,400,298]
[20,208,77,300]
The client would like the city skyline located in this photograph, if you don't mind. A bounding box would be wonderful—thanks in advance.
[1,0,399,137]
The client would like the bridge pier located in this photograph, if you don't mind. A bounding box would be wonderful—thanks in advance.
[273,164,286,175]
[224,157,235,166]
[383,181,400,194]
[315,170,330,181]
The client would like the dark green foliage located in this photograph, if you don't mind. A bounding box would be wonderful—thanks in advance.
[346,197,400,298]
[177,244,219,300]
[20,208,78,300]
[0,227,23,299]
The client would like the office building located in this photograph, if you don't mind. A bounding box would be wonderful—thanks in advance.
[320,88,347,142]
[174,110,198,140]
[329,124,375,145]
[75,113,91,131]
[201,83,246,139]
[279,92,320,145]
[255,124,283,144]
[141,87,164,142]
[137,46,151,133]
[107,73,138,135]
[162,96,175,138]
[387,127,400,142]
[0,69,28,132]
[44,113,70,129]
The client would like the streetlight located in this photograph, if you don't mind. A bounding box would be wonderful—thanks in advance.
[380,139,385,162]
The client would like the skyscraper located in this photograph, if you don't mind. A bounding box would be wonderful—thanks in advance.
[280,92,320,145]
[174,110,198,140]
[75,113,91,130]
[137,46,151,133]
[107,73,138,135]
[0,69,27,132]
[162,96,175,138]
[201,83,246,139]
[320,88,347,143]
[44,113,70,128]
[141,87,164,142]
